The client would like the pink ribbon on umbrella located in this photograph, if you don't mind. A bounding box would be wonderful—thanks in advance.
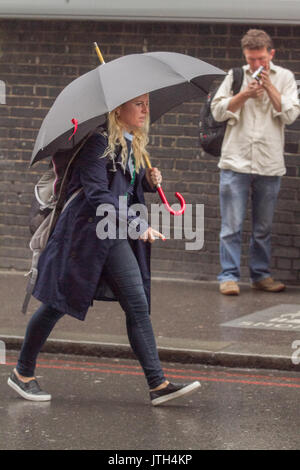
[68,118,78,140]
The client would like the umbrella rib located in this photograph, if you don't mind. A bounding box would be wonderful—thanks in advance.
[147,54,189,82]
[95,65,110,112]
[190,81,209,94]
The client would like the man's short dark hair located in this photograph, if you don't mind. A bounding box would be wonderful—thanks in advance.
[241,29,274,51]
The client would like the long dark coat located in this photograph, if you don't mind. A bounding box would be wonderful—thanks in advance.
[33,131,155,321]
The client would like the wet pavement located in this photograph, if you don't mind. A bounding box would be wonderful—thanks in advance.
[1,271,300,371]
[1,271,300,451]
[1,352,300,450]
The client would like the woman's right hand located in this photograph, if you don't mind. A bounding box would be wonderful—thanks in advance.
[139,227,166,243]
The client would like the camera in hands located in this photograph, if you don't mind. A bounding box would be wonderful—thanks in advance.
[252,66,264,82]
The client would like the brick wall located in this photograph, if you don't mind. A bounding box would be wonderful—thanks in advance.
[0,19,300,282]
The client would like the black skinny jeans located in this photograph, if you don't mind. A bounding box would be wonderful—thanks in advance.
[17,239,166,389]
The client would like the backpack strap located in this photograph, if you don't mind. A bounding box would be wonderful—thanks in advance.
[231,67,244,95]
[48,132,93,237]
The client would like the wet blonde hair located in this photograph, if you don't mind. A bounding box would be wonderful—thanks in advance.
[103,106,150,173]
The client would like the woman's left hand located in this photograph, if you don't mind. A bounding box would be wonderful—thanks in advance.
[140,227,166,243]
[146,168,162,188]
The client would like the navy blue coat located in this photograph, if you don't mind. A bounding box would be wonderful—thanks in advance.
[33,132,155,321]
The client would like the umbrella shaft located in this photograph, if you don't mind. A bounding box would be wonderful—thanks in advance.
[144,154,152,169]
[94,42,105,64]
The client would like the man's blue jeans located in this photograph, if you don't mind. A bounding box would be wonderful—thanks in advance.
[218,170,281,283]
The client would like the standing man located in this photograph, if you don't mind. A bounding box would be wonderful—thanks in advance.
[211,29,300,295]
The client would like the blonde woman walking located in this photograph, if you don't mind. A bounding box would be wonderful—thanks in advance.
[8,94,200,406]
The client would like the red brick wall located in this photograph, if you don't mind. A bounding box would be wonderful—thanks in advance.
[0,19,300,282]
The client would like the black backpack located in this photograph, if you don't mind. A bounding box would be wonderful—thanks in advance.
[199,67,244,157]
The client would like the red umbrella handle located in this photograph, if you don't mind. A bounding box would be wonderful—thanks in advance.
[156,184,186,216]
[143,155,186,216]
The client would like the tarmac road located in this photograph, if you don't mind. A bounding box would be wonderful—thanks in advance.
[1,351,300,452]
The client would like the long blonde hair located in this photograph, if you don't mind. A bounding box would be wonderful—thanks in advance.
[103,107,150,172]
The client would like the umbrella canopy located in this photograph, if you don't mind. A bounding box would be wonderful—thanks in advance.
[30,51,225,166]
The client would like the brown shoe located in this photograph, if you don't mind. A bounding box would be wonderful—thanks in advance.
[251,277,285,292]
[219,281,240,295]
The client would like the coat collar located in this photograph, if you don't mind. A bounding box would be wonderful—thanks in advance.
[123,131,133,142]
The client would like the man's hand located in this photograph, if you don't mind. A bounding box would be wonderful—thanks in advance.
[259,70,273,90]
[245,80,265,99]
[260,70,282,112]
[228,80,264,112]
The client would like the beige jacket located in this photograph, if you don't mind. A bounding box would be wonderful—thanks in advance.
[211,62,300,176]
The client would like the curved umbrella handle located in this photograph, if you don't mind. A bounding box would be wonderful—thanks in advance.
[144,155,186,216]
[156,185,186,216]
